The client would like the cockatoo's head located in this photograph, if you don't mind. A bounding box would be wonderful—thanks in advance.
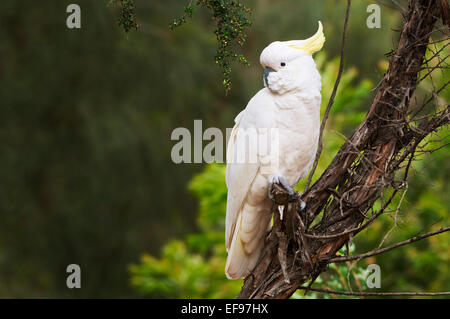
[260,21,325,95]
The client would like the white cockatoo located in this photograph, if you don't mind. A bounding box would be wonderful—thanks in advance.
[225,22,325,280]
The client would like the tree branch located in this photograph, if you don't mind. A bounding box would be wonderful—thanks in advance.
[298,286,450,297]
[329,227,450,263]
[304,0,351,190]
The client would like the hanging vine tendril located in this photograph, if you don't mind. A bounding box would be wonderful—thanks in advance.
[112,0,139,33]
[170,0,252,93]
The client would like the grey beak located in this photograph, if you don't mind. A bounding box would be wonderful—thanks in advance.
[264,67,275,87]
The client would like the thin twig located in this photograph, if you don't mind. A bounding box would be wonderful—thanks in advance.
[329,227,450,263]
[304,0,351,191]
[304,186,400,240]
[298,286,450,296]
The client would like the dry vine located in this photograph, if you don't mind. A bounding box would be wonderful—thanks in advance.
[238,0,450,299]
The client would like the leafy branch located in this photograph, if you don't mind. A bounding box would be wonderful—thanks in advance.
[110,0,139,32]
[170,0,252,93]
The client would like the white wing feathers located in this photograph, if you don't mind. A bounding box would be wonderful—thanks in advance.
[225,110,259,251]
[225,93,275,280]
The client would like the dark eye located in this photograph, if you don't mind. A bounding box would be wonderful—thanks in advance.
[280,62,286,67]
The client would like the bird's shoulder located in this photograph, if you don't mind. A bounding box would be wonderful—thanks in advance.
[240,88,277,128]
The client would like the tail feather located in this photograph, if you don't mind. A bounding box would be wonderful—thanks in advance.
[225,204,271,280]
[225,214,251,279]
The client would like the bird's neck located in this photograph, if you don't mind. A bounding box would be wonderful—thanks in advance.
[272,87,321,115]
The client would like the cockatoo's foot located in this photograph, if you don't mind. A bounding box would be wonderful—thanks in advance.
[268,175,296,202]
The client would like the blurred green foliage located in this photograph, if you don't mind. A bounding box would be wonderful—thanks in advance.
[130,165,240,298]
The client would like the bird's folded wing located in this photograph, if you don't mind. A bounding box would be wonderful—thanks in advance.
[225,111,260,251]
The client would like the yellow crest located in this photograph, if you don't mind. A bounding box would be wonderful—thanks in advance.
[290,21,325,54]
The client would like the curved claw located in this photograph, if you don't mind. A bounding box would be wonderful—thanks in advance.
[298,199,306,212]
[268,184,276,202]
[297,192,306,213]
